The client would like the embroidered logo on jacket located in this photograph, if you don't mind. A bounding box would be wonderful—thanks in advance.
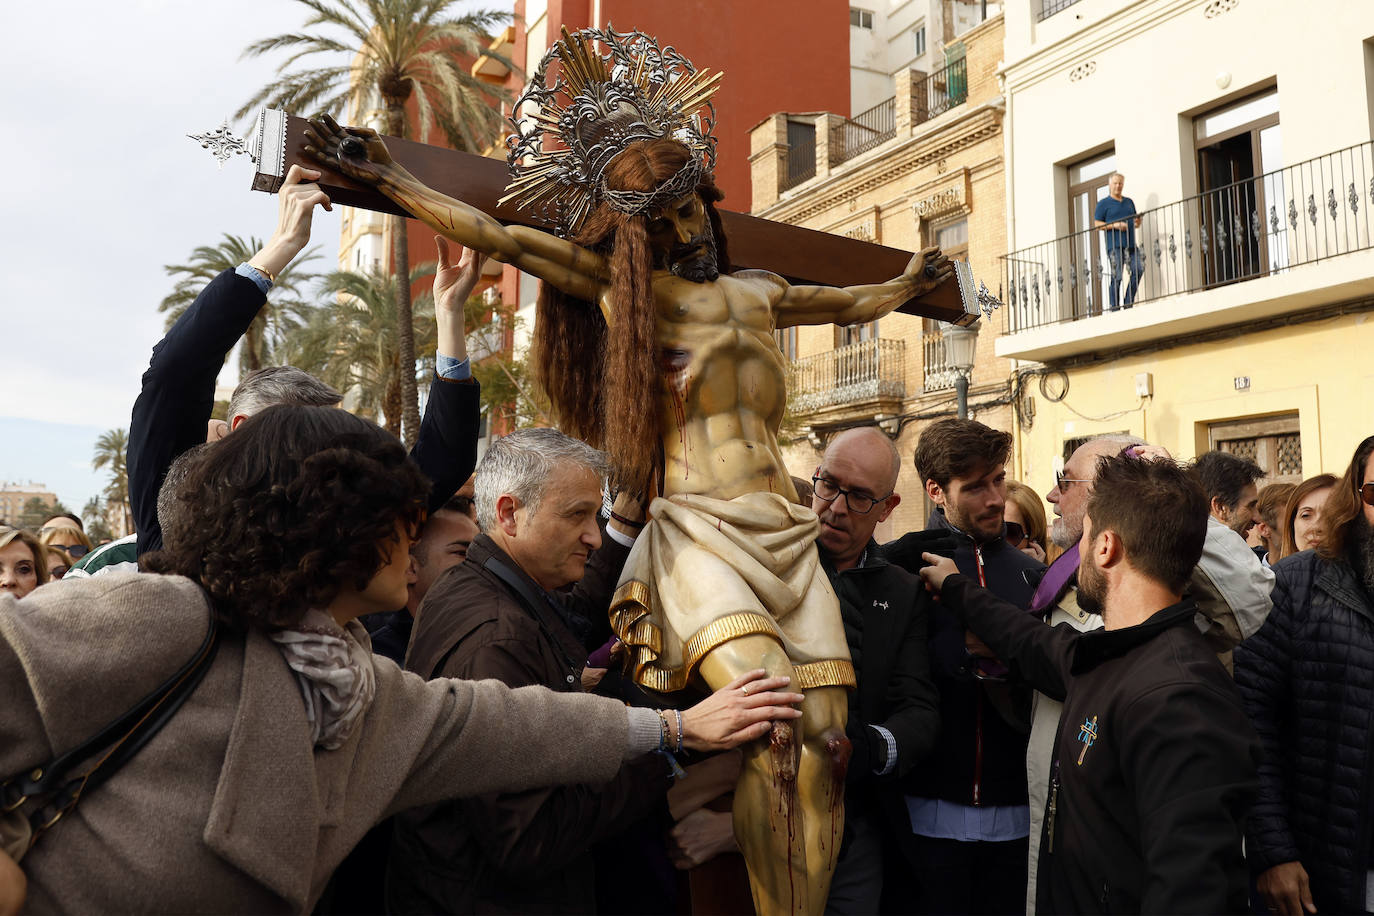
[1076,715,1099,765]
[873,600,889,610]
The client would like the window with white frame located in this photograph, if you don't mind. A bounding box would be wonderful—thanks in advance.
[914,24,927,57]
[850,8,873,28]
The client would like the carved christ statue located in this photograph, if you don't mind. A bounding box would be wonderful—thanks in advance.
[304,28,952,915]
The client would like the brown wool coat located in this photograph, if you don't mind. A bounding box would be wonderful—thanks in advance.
[0,573,632,914]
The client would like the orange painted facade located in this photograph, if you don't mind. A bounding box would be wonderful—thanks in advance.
[517,0,852,210]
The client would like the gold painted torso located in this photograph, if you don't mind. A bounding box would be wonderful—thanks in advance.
[648,271,798,502]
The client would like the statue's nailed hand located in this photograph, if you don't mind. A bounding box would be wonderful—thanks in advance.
[903,245,955,297]
[302,113,396,186]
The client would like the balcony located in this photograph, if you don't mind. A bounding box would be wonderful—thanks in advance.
[998,141,1374,361]
[828,97,896,167]
[791,339,907,423]
[912,57,969,125]
[922,329,956,391]
[783,57,970,180]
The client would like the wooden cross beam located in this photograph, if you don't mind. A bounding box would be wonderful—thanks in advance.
[250,110,986,325]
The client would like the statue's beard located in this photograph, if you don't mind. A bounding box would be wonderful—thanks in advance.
[664,232,720,283]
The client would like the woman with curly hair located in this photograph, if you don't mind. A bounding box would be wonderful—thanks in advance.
[0,406,802,913]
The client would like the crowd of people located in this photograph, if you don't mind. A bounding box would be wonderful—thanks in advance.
[3,163,1374,916]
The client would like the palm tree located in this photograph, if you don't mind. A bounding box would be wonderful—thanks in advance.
[237,0,513,445]
[160,234,318,376]
[283,266,438,437]
[92,429,131,536]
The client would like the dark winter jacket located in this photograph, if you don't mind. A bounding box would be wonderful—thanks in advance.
[883,512,1045,807]
[944,575,1259,914]
[129,268,479,555]
[388,534,665,914]
[825,543,940,790]
[1234,549,1374,913]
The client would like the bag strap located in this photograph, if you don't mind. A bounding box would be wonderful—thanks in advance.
[2,611,220,850]
[479,556,582,690]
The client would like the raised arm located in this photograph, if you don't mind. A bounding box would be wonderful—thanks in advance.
[303,115,608,301]
[771,245,953,328]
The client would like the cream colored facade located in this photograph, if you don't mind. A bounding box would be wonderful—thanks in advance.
[0,482,58,526]
[751,14,1014,539]
[998,0,1374,495]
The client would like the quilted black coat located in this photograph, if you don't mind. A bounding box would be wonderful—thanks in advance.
[1233,549,1374,913]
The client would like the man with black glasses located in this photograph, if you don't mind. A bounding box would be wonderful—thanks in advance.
[882,418,1045,916]
[808,427,940,913]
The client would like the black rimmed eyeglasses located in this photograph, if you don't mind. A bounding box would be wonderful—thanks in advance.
[812,474,892,514]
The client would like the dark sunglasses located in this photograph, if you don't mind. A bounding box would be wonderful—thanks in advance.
[1361,482,1374,507]
[1004,520,1027,548]
[48,543,89,558]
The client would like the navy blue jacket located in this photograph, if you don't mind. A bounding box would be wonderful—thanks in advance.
[1234,549,1374,912]
[128,268,479,555]
[883,510,1044,807]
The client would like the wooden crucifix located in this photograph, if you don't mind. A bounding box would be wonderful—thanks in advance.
[248,109,993,325]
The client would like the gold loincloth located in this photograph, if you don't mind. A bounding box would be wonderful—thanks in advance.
[610,491,855,694]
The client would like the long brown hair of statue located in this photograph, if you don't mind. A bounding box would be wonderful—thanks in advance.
[532,137,730,497]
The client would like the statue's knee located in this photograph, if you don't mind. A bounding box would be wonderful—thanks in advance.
[768,720,798,783]
[823,729,852,785]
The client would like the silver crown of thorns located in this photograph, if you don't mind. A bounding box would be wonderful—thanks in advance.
[500,26,721,238]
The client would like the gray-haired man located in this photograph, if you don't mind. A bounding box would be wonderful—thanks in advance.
[391,428,656,913]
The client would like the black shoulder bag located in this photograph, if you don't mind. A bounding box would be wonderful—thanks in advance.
[1,613,219,859]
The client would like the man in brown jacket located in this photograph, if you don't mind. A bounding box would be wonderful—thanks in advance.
[391,429,668,913]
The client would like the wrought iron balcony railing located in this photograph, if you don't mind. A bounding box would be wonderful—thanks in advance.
[913,57,968,125]
[1000,141,1374,333]
[785,57,971,180]
[829,97,896,166]
[921,330,955,391]
[791,338,906,413]
[781,128,816,191]
[1038,0,1084,21]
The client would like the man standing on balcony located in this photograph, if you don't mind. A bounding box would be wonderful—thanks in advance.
[1094,172,1144,311]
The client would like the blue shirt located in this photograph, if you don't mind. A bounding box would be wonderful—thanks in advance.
[1093,195,1138,250]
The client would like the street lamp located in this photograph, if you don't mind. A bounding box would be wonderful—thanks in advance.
[941,320,981,419]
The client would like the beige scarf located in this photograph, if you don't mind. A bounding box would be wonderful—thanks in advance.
[269,610,376,750]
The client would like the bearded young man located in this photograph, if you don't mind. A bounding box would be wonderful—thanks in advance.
[304,28,955,916]
[1236,434,1374,915]
[920,454,1259,915]
[881,418,1044,915]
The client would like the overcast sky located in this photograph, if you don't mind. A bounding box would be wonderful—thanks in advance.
[0,0,350,512]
